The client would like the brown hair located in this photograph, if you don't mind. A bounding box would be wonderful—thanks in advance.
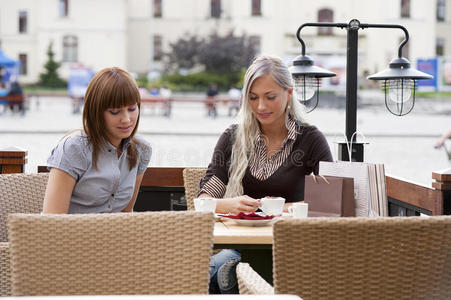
[82,67,141,170]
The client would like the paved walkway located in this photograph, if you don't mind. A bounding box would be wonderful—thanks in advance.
[1,93,450,186]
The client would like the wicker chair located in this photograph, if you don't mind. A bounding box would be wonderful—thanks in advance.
[237,217,451,300]
[0,172,49,242]
[8,211,215,296]
[0,173,48,296]
[183,168,207,210]
[0,242,10,296]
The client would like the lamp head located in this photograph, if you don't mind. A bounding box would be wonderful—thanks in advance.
[368,56,433,116]
[289,55,336,112]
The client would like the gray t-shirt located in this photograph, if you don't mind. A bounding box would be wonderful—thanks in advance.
[47,131,151,214]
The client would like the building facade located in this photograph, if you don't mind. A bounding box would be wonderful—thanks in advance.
[0,0,134,83]
[149,0,450,87]
[0,0,450,84]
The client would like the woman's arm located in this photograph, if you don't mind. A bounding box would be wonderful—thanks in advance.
[198,192,260,214]
[435,129,451,148]
[122,173,144,212]
[42,168,76,214]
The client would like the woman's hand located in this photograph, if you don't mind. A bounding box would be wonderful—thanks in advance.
[216,195,260,215]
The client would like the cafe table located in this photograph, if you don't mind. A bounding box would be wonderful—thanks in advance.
[213,218,275,284]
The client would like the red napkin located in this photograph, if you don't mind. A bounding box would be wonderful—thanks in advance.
[218,212,274,220]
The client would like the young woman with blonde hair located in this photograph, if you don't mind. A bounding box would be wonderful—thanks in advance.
[198,55,332,293]
[43,67,151,214]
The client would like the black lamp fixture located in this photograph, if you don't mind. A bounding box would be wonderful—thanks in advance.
[367,31,433,115]
[289,43,336,112]
[290,19,433,161]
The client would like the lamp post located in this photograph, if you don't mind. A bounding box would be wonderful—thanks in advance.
[289,19,433,162]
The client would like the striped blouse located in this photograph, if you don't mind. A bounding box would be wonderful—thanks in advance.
[199,118,333,202]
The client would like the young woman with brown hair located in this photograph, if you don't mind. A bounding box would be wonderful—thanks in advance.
[42,67,151,214]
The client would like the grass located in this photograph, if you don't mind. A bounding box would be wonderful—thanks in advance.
[416,91,451,99]
[23,85,67,95]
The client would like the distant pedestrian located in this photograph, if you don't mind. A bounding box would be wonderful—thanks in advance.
[149,86,160,96]
[42,67,151,214]
[160,85,172,117]
[227,85,241,117]
[8,81,25,115]
[206,83,218,118]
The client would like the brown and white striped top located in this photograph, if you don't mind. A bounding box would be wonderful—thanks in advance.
[199,118,333,202]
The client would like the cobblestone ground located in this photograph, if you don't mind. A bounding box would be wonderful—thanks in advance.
[1,93,450,186]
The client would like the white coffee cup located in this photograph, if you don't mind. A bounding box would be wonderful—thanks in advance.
[259,197,285,216]
[193,197,217,213]
[288,202,308,218]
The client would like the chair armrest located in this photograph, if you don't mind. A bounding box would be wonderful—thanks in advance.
[236,262,274,295]
[0,242,11,296]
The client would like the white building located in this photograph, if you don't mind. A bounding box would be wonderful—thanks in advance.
[0,0,450,84]
[0,0,137,83]
[149,0,451,86]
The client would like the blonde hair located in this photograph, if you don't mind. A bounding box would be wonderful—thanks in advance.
[224,55,307,197]
[82,67,141,170]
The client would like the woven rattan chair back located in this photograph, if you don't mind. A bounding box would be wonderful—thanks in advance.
[0,242,10,296]
[0,173,49,242]
[273,217,451,300]
[8,211,215,296]
[183,168,207,210]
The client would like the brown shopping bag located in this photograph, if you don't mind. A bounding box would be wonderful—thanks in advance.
[304,175,355,217]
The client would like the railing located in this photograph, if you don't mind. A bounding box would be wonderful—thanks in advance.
[5,150,451,216]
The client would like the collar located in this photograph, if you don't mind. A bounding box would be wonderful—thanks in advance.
[103,137,132,152]
[256,116,297,145]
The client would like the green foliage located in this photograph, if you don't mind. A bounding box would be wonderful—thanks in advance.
[160,31,256,91]
[416,91,451,98]
[156,72,242,92]
[136,75,149,88]
[39,42,66,88]
[164,30,256,75]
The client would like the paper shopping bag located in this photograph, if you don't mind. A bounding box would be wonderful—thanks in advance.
[319,161,387,217]
[304,175,355,217]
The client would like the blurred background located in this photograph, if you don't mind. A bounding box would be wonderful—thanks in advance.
[0,0,451,186]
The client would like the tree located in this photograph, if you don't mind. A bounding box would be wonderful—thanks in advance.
[164,31,256,75]
[165,35,204,73]
[39,42,66,87]
[199,31,256,74]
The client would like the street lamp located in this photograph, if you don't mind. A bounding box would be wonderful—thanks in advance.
[290,19,433,162]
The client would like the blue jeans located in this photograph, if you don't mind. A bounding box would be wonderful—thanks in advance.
[209,249,241,294]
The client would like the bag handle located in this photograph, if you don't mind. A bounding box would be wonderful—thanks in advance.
[343,131,367,162]
[311,174,330,184]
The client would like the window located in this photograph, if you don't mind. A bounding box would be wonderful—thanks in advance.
[19,54,27,75]
[437,0,446,21]
[63,35,78,62]
[19,11,27,34]
[153,35,162,61]
[211,0,221,18]
[317,9,333,35]
[249,35,261,54]
[436,38,444,56]
[252,0,261,16]
[401,0,410,18]
[59,0,69,17]
[154,0,162,17]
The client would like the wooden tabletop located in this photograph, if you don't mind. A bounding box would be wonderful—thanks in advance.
[213,218,274,246]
